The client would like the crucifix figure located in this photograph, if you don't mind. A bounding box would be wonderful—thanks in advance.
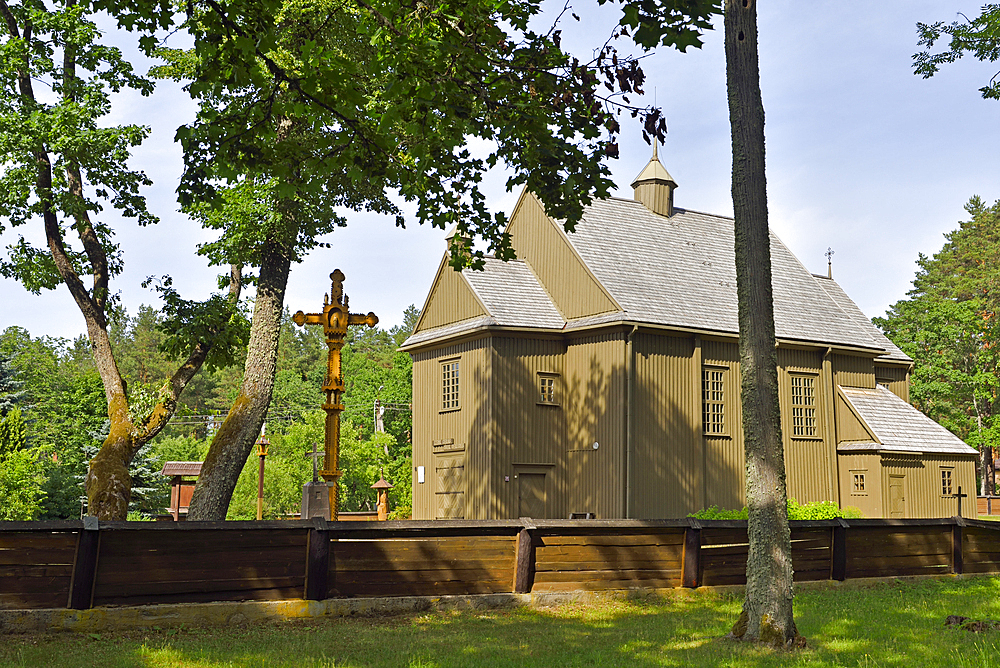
[293,269,378,519]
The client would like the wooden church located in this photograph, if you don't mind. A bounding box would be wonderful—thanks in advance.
[401,152,977,520]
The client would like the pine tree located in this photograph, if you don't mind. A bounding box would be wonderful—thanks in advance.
[876,197,1000,495]
[0,354,26,415]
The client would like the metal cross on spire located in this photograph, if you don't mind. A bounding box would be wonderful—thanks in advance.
[825,247,835,279]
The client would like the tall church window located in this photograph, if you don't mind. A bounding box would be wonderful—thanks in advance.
[790,374,819,438]
[441,359,460,411]
[941,468,953,496]
[703,366,727,435]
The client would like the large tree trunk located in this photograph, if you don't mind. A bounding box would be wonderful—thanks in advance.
[723,0,801,648]
[187,237,292,520]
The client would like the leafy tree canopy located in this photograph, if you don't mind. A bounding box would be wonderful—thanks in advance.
[875,197,1000,491]
[915,5,1000,100]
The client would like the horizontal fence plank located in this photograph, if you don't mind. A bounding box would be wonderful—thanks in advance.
[532,578,681,592]
[0,590,71,609]
[0,531,79,552]
[538,533,684,547]
[94,576,305,600]
[331,581,511,597]
[533,568,682,583]
[535,558,681,573]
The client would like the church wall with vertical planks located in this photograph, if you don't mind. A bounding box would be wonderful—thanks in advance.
[778,347,837,505]
[700,338,745,512]
[490,336,567,519]
[630,333,700,518]
[410,337,492,520]
[563,330,626,519]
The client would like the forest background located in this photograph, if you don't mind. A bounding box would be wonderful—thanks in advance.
[0,304,417,521]
[5,198,1000,518]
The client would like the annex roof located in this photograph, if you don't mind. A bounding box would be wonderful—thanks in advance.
[838,386,976,456]
[463,258,564,329]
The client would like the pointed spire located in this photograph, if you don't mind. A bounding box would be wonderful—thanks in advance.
[631,142,677,217]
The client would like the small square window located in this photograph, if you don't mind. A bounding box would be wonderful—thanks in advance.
[441,359,460,411]
[942,469,953,496]
[852,472,866,494]
[538,373,559,405]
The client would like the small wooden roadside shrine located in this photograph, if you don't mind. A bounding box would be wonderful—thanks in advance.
[292,269,378,519]
[159,461,202,521]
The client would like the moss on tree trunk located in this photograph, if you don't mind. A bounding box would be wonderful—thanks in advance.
[187,238,292,521]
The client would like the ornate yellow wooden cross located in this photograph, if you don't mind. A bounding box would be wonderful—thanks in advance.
[292,269,378,519]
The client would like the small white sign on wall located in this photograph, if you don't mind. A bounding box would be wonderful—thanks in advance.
[416,465,425,484]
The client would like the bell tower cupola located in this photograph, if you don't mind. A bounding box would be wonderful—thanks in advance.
[631,143,677,217]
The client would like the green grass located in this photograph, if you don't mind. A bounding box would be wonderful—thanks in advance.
[7,577,1000,667]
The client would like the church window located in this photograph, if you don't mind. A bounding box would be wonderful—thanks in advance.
[441,359,460,411]
[538,373,559,405]
[941,468,953,496]
[702,366,727,435]
[851,471,866,494]
[790,374,819,438]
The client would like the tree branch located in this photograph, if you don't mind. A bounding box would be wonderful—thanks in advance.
[134,264,243,445]
[0,0,19,39]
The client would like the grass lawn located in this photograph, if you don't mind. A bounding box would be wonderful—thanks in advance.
[6,577,1000,667]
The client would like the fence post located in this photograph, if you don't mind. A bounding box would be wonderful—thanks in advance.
[305,517,331,601]
[953,517,965,576]
[68,516,100,610]
[682,518,702,588]
[513,518,536,594]
[831,518,848,582]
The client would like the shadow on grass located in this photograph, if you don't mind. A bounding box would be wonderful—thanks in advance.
[8,578,1000,667]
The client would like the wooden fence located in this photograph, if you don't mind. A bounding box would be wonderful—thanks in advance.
[2,517,999,611]
[978,496,1000,516]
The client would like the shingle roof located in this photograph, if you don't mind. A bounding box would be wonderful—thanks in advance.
[839,386,976,455]
[812,274,910,362]
[560,198,885,351]
[405,192,901,357]
[463,258,564,329]
[160,461,203,477]
[402,315,498,348]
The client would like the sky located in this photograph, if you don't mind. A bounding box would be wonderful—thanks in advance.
[2,1,999,342]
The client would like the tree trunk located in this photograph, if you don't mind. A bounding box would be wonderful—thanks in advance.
[3,0,229,519]
[989,446,996,497]
[723,0,801,648]
[187,237,292,520]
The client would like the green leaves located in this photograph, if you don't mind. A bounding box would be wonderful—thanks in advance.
[915,5,1000,100]
[0,0,158,290]
[151,0,715,270]
[876,197,1000,459]
[144,276,251,372]
[609,0,718,51]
